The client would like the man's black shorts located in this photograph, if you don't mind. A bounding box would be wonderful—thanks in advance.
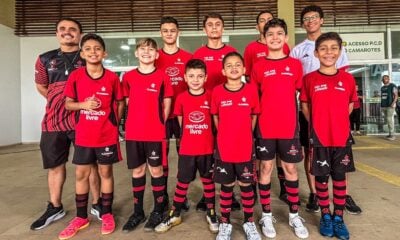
[40,131,75,169]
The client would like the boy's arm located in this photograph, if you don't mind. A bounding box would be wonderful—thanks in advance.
[177,116,183,128]
[392,87,398,108]
[301,102,311,122]
[65,95,99,111]
[213,115,219,131]
[36,84,48,98]
[348,102,354,114]
[163,97,172,122]
[116,100,126,122]
[251,115,257,131]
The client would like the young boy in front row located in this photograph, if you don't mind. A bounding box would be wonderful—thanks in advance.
[155,59,218,234]
[59,33,124,239]
[300,32,357,240]
[212,52,261,240]
[121,38,173,232]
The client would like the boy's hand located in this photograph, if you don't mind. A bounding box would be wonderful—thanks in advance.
[82,95,100,110]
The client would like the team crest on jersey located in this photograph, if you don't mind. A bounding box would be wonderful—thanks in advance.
[282,66,293,76]
[287,144,299,156]
[334,81,346,91]
[200,100,210,109]
[238,96,249,106]
[48,59,57,71]
[166,66,179,77]
[175,58,184,65]
[97,86,109,96]
[241,166,253,179]
[340,154,351,166]
[147,83,158,92]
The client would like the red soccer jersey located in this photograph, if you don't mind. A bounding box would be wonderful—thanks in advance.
[35,49,85,132]
[64,68,123,147]
[193,44,237,91]
[211,83,260,163]
[156,48,192,118]
[244,40,290,76]
[251,56,303,139]
[300,70,358,147]
[174,90,214,155]
[122,68,173,141]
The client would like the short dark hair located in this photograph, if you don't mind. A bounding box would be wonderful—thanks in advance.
[185,59,207,74]
[56,17,83,33]
[136,38,158,50]
[315,32,342,51]
[203,12,224,27]
[263,18,287,36]
[80,33,106,50]
[160,16,179,28]
[300,5,324,25]
[256,10,274,23]
[222,52,244,66]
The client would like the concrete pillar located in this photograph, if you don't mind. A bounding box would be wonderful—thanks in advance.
[277,0,295,47]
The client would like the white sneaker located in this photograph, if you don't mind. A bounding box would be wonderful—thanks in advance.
[154,212,182,233]
[216,222,232,240]
[259,213,276,238]
[206,210,219,233]
[243,222,261,240]
[289,214,309,239]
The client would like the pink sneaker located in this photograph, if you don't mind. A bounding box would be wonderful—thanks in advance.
[101,213,115,235]
[58,217,89,240]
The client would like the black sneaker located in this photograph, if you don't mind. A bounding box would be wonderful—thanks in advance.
[182,197,190,212]
[306,193,320,213]
[144,211,164,232]
[122,212,146,233]
[345,195,362,215]
[196,196,207,212]
[90,201,102,220]
[231,194,241,211]
[30,202,66,230]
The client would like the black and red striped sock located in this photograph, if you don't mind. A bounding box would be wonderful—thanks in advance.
[258,183,272,213]
[76,193,89,219]
[240,184,255,222]
[172,180,189,214]
[332,176,346,217]
[201,177,216,210]
[152,176,166,213]
[315,176,331,215]
[277,167,286,195]
[285,180,300,213]
[220,185,234,223]
[132,176,146,215]
[101,192,113,215]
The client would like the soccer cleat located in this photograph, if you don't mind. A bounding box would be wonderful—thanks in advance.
[101,213,115,235]
[30,202,66,230]
[144,211,164,232]
[206,209,219,233]
[259,213,276,238]
[90,202,102,221]
[333,215,350,240]
[345,195,362,215]
[196,196,207,212]
[216,222,233,240]
[319,214,334,237]
[182,197,190,212]
[243,221,261,240]
[231,194,241,211]
[305,193,320,213]
[289,214,309,239]
[58,217,89,240]
[122,212,146,233]
[155,210,182,233]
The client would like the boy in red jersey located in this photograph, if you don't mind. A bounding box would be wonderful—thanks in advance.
[193,12,240,212]
[156,16,192,210]
[300,32,357,240]
[59,33,124,239]
[251,18,309,239]
[121,38,173,232]
[155,59,218,234]
[212,52,261,240]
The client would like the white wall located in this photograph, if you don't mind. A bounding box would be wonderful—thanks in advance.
[0,24,21,146]
[20,36,58,143]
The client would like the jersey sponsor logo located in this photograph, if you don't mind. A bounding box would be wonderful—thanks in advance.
[256,52,266,58]
[340,154,351,166]
[186,111,209,135]
[48,59,57,72]
[189,111,205,123]
[264,69,276,77]
[241,166,253,179]
[200,100,210,109]
[147,83,158,92]
[148,150,160,160]
[175,58,184,65]
[96,86,109,96]
[317,160,329,167]
[281,66,293,76]
[287,144,299,156]
[101,147,114,157]
[217,166,228,175]
[166,66,179,77]
[334,81,346,91]
[238,97,249,106]
[221,100,233,107]
[257,146,269,153]
[314,84,328,92]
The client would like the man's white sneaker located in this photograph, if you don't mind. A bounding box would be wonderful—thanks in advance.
[289,214,309,239]
[259,213,276,238]
[243,222,261,240]
[216,222,232,240]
